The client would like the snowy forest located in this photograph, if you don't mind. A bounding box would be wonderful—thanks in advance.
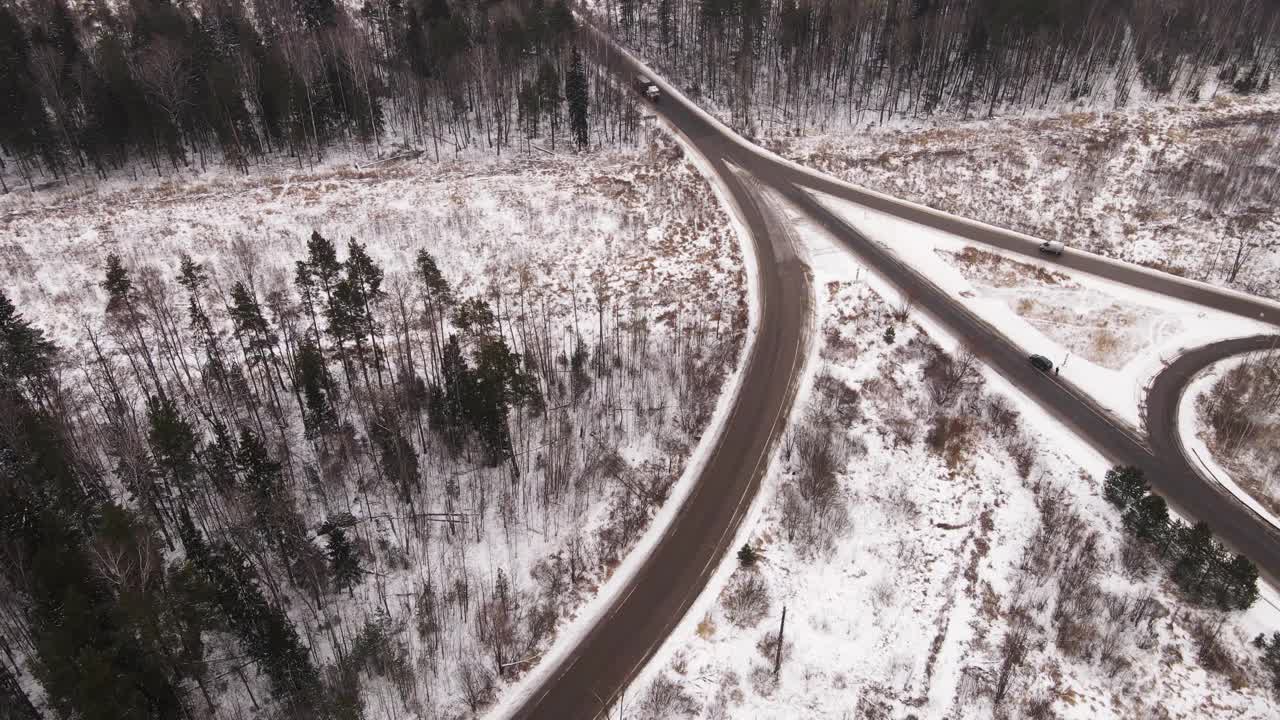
[5,0,1280,719]
[0,171,747,720]
[0,0,642,189]
[592,0,1280,132]
[6,0,1280,187]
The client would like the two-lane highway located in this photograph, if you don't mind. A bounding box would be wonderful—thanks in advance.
[509,23,1280,719]
[507,29,813,718]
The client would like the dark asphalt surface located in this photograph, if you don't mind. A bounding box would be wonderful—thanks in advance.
[1146,335,1280,574]
[510,26,1280,720]
[507,30,812,720]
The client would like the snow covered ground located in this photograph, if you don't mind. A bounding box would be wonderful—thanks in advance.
[1187,354,1280,525]
[771,91,1280,301]
[814,193,1272,430]
[625,198,1280,719]
[1,130,749,718]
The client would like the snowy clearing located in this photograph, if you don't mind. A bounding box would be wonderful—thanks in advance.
[628,203,1280,719]
[1188,353,1280,526]
[814,192,1272,430]
[770,91,1280,301]
[1,131,749,718]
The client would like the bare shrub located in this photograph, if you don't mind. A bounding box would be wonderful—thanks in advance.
[670,650,688,675]
[755,628,794,665]
[1023,694,1057,720]
[778,485,806,543]
[457,660,495,713]
[886,412,917,446]
[1005,433,1037,478]
[1090,327,1120,358]
[993,618,1032,706]
[703,669,744,720]
[926,413,977,467]
[1021,487,1098,584]
[792,412,843,507]
[924,346,983,408]
[748,664,779,697]
[1053,610,1098,661]
[638,673,698,719]
[1191,618,1245,685]
[1120,534,1156,579]
[870,578,896,611]
[813,372,863,424]
[781,401,855,553]
[722,571,771,628]
[890,291,917,322]
[983,394,1022,439]
[884,483,920,522]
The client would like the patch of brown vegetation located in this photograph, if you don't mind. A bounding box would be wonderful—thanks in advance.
[943,246,1075,289]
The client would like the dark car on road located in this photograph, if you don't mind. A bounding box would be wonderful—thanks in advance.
[1029,354,1054,372]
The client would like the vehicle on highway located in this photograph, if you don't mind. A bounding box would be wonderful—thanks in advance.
[1029,354,1054,372]
[634,75,660,102]
[1039,240,1065,255]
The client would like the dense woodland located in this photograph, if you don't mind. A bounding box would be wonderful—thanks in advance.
[594,0,1280,132]
[6,0,1280,186]
[0,0,643,190]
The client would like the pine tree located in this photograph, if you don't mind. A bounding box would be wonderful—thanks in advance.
[0,4,62,190]
[1122,493,1169,544]
[100,253,164,398]
[883,326,895,344]
[536,61,563,148]
[429,334,471,451]
[229,281,278,368]
[181,521,320,706]
[198,420,237,494]
[146,393,198,494]
[737,543,759,567]
[414,250,454,309]
[303,232,350,375]
[452,297,496,340]
[296,337,338,438]
[1172,520,1217,599]
[340,238,387,384]
[471,335,541,473]
[176,255,231,398]
[298,0,339,31]
[0,408,184,720]
[371,410,420,500]
[327,526,361,594]
[236,427,308,575]
[0,290,57,397]
[1220,553,1259,610]
[101,253,134,313]
[414,249,454,376]
[0,662,40,720]
[565,46,590,150]
[1103,465,1148,509]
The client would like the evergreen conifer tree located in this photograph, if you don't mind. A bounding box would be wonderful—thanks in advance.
[1103,465,1148,509]
[566,47,590,150]
[327,526,361,594]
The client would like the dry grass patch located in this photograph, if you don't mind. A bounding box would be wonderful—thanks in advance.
[943,246,1075,289]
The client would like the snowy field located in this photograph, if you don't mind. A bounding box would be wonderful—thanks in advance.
[1188,353,1280,524]
[816,194,1271,430]
[1,132,748,718]
[771,91,1280,301]
[626,206,1280,719]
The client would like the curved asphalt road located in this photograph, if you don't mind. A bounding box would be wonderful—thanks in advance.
[506,29,812,720]
[1147,335,1280,549]
[509,24,1280,719]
